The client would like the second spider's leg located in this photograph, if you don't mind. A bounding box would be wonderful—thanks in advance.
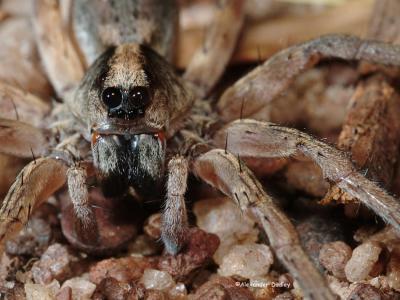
[183,0,245,98]
[0,82,50,127]
[216,119,400,231]
[0,118,51,159]
[161,156,189,255]
[194,149,335,300]
[33,0,84,100]
[323,0,400,207]
[67,164,99,245]
[0,158,67,251]
[217,34,400,122]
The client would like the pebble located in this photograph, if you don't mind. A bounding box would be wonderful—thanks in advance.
[140,269,175,291]
[193,197,259,264]
[158,228,219,281]
[387,246,400,292]
[56,286,72,300]
[295,213,347,269]
[355,226,400,252]
[25,283,55,300]
[346,283,384,300]
[168,282,187,299]
[6,218,52,257]
[190,276,255,300]
[144,213,162,240]
[91,277,145,300]
[368,276,390,290]
[89,256,156,284]
[345,241,384,282]
[31,243,78,285]
[145,289,168,299]
[327,275,352,300]
[218,243,273,279]
[61,277,96,300]
[319,241,352,279]
[24,280,60,300]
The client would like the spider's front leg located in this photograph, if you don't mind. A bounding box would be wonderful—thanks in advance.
[217,119,400,230]
[161,156,189,255]
[66,164,99,245]
[0,117,97,250]
[194,149,335,300]
[0,158,67,251]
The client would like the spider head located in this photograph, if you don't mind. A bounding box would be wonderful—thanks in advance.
[74,43,192,197]
[93,44,157,126]
[76,43,192,136]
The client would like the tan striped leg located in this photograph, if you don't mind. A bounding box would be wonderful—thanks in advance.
[0,158,67,251]
[217,34,400,122]
[215,119,400,232]
[194,149,336,300]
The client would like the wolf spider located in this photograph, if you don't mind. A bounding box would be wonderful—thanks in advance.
[1,0,400,299]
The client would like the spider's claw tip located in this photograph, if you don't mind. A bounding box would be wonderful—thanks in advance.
[163,241,181,255]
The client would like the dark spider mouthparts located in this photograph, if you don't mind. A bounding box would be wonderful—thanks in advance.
[93,131,166,198]
[102,86,150,120]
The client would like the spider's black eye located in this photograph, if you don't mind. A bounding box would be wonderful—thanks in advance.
[129,87,150,109]
[102,87,123,109]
